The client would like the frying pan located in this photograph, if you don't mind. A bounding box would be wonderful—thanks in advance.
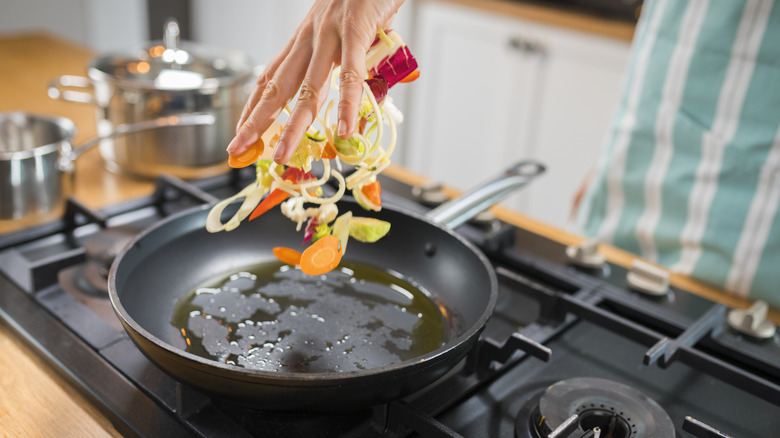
[108,161,544,410]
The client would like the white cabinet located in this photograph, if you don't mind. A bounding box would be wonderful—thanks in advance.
[402,0,631,229]
[0,0,148,52]
[191,1,315,68]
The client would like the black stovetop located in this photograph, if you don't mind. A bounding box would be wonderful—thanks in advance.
[1,168,778,438]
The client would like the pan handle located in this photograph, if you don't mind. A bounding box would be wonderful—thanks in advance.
[425,160,546,229]
[58,113,216,171]
[48,75,96,104]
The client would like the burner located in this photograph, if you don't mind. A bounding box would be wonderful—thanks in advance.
[81,226,139,294]
[58,226,141,331]
[518,377,675,438]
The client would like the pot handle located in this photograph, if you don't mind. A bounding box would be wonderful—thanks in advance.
[425,161,546,229]
[48,75,95,104]
[59,113,216,170]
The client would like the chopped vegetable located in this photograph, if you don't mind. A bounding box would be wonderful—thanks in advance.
[361,181,382,208]
[273,247,302,266]
[249,168,317,221]
[303,218,332,244]
[312,222,332,242]
[353,181,382,212]
[205,180,267,233]
[367,30,418,89]
[321,142,337,159]
[248,188,290,221]
[333,135,365,157]
[209,28,418,275]
[303,217,319,244]
[332,211,353,255]
[400,69,420,83]
[365,76,388,104]
[348,217,391,242]
[228,138,264,168]
[300,235,342,276]
[306,130,326,142]
[255,159,278,189]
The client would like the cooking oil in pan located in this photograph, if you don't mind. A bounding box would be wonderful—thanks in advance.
[171,260,448,373]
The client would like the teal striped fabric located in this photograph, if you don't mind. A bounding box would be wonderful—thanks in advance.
[576,0,780,308]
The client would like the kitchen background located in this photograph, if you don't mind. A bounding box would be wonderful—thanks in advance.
[1,0,636,228]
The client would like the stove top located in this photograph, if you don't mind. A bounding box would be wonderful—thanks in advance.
[0,168,778,437]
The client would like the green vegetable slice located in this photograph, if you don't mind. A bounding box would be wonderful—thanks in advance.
[348,217,391,243]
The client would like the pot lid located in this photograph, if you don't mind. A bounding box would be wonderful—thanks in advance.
[89,18,254,91]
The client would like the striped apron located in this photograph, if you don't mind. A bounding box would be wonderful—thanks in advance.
[576,0,780,307]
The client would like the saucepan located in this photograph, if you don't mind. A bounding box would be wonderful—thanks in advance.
[0,112,215,226]
[108,161,545,410]
[48,19,255,179]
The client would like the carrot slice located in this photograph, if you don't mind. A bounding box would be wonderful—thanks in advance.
[273,247,302,266]
[399,69,420,83]
[248,188,290,221]
[228,138,264,168]
[300,235,342,275]
[322,142,337,159]
[361,181,382,207]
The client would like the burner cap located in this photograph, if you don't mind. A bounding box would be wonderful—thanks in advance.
[77,226,140,295]
[523,377,675,438]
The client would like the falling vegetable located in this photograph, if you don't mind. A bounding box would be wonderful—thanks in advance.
[399,69,420,83]
[348,217,391,243]
[273,247,302,266]
[248,188,291,221]
[210,28,419,275]
[300,235,342,276]
[248,168,316,221]
[361,181,382,208]
[366,30,418,89]
[228,138,264,169]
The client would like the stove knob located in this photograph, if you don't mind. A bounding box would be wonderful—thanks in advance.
[727,300,776,340]
[411,182,449,206]
[626,259,669,296]
[565,239,605,269]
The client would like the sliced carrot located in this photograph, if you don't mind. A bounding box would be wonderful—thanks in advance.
[322,142,337,159]
[248,188,290,221]
[273,247,302,266]
[361,181,382,208]
[249,168,317,221]
[300,235,342,275]
[399,69,420,83]
[228,138,264,168]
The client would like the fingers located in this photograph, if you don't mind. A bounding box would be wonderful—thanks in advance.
[227,35,313,158]
[235,37,295,133]
[336,36,369,140]
[274,31,339,164]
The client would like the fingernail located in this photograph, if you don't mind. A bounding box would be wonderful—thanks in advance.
[273,141,286,163]
[337,119,347,138]
[226,130,257,155]
[226,135,240,154]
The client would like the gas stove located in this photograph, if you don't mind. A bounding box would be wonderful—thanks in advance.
[0,168,778,437]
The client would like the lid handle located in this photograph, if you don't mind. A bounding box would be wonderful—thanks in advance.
[163,17,180,52]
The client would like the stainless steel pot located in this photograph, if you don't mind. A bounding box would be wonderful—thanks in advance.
[48,19,254,179]
[0,112,215,225]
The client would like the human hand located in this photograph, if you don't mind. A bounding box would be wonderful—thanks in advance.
[227,0,405,165]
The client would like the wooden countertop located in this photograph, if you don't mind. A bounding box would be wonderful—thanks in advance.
[431,0,636,41]
[0,31,774,437]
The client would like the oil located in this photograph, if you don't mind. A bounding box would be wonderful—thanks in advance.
[171,260,448,373]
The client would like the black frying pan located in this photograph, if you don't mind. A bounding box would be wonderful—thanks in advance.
[108,162,544,410]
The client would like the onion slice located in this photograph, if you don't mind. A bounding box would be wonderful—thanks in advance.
[206,181,267,233]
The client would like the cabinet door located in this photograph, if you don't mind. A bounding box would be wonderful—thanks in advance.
[191,0,315,66]
[404,1,630,228]
[404,1,545,207]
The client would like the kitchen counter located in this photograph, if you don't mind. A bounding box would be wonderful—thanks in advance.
[0,33,774,437]
[432,0,636,40]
